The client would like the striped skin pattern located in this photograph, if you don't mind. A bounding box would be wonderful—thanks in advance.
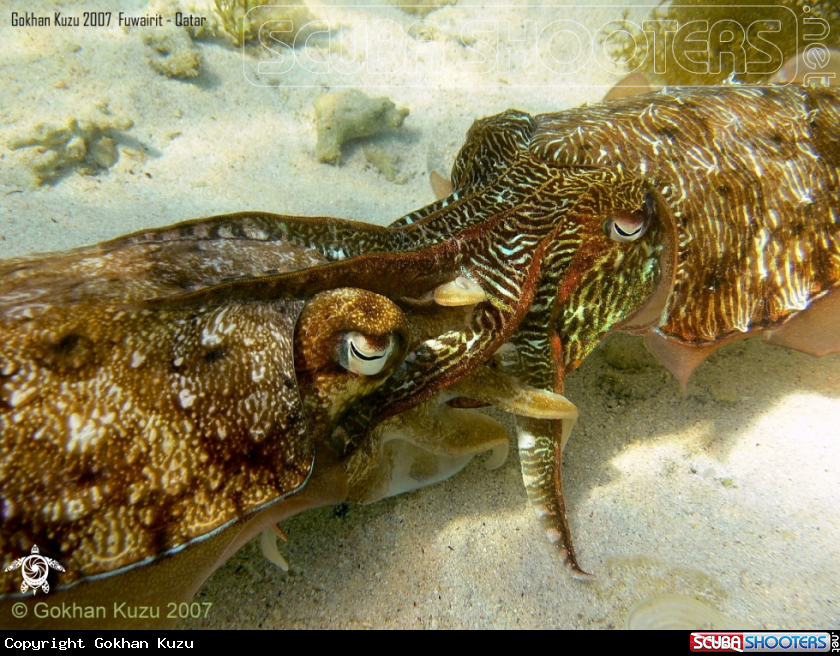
[117,111,674,576]
[6,85,836,586]
[533,85,840,346]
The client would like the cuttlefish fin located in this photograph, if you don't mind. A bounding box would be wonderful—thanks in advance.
[645,292,840,391]
[769,48,840,86]
[603,72,654,101]
[764,289,840,357]
[644,332,746,392]
[430,170,454,200]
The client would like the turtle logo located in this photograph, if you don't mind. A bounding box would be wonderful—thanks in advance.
[4,545,65,594]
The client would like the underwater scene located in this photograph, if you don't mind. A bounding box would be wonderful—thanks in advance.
[1,0,839,630]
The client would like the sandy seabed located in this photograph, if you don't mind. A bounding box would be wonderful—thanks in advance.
[0,0,838,630]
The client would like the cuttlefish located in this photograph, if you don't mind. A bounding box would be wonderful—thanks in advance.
[0,235,404,626]
[109,83,840,580]
[0,228,570,628]
[2,84,839,626]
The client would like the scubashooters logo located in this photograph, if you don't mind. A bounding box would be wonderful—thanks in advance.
[800,3,835,87]
[4,545,65,594]
[690,632,833,652]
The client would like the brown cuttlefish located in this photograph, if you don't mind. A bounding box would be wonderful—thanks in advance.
[110,83,840,582]
[1,83,839,627]
[0,227,571,628]
[0,235,410,627]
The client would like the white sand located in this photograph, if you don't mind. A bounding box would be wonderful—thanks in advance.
[1,0,837,629]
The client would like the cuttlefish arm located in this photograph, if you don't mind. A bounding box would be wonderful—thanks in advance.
[103,211,396,264]
[501,168,677,578]
[340,362,578,506]
[445,364,578,449]
[107,129,552,273]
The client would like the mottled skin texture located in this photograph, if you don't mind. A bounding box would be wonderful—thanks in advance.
[0,236,413,625]
[108,84,840,577]
[1,85,838,620]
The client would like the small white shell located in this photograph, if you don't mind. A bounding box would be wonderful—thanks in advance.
[626,594,744,630]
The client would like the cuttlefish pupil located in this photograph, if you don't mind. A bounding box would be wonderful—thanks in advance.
[339,332,394,376]
[605,191,656,243]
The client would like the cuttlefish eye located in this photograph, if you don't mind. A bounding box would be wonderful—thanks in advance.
[604,191,655,243]
[338,332,396,376]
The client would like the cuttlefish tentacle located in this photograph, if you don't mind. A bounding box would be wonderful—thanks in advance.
[137,164,671,580]
[114,112,538,265]
[135,173,571,307]
[503,256,591,577]
[342,393,512,505]
[342,362,579,506]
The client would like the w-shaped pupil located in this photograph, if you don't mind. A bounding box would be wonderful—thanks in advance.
[350,342,384,361]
